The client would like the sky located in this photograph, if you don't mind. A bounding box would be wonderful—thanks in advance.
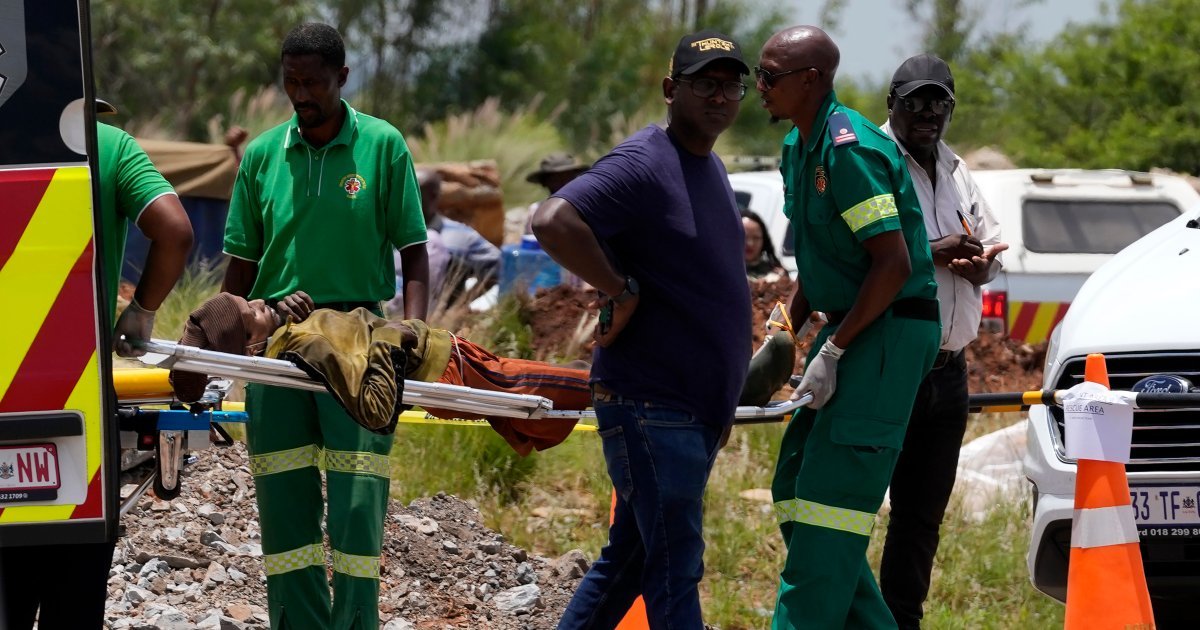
[789,0,1111,81]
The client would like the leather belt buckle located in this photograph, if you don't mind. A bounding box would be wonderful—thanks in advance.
[591,383,618,402]
[931,349,960,370]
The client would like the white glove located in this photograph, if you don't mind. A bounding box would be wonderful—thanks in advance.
[113,298,156,357]
[791,337,845,409]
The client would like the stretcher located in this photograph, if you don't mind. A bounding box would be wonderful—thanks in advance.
[113,339,812,512]
[132,339,812,421]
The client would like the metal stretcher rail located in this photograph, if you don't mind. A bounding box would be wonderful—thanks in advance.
[139,339,811,422]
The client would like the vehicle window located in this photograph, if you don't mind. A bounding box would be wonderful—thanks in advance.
[1022,199,1180,254]
[734,191,752,212]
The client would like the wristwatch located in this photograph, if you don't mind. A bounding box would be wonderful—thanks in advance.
[611,276,640,304]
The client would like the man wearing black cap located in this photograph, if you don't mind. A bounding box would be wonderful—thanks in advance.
[878,53,1006,629]
[532,29,752,627]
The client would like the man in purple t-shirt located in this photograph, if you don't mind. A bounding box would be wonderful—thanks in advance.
[532,29,752,627]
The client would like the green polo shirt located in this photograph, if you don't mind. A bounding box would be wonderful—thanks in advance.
[97,122,178,318]
[781,91,937,313]
[224,101,426,302]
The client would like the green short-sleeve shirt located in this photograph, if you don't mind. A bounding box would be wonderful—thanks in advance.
[781,91,937,312]
[97,122,178,317]
[223,101,426,302]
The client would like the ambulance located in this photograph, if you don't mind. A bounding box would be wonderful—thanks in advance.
[0,0,121,551]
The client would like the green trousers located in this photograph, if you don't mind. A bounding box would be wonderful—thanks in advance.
[246,383,395,630]
[771,315,938,629]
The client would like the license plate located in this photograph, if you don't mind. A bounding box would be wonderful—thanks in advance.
[0,443,61,503]
[1130,484,1200,537]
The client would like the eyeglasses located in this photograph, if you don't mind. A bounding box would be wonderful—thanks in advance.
[675,77,747,101]
[753,66,820,89]
[895,94,955,116]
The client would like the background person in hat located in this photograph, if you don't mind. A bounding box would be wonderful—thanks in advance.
[877,53,1007,630]
[526,151,590,195]
[522,152,590,234]
[0,99,193,630]
[757,26,941,628]
[533,29,751,627]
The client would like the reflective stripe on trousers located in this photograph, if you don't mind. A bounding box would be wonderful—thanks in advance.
[264,542,324,576]
[262,544,382,580]
[774,498,876,537]
[250,444,390,479]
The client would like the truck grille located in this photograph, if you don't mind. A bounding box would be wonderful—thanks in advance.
[1050,352,1200,472]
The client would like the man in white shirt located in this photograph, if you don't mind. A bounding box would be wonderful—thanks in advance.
[878,53,1008,629]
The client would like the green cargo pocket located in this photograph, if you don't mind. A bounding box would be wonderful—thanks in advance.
[828,413,907,451]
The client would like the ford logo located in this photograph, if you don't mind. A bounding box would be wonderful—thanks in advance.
[1131,375,1193,394]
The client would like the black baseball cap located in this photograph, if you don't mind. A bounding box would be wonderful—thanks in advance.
[890,53,954,97]
[669,30,749,78]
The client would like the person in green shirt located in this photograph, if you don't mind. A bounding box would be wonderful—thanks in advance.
[96,106,194,357]
[756,26,941,629]
[221,23,428,630]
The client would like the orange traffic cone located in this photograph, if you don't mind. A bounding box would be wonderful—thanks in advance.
[610,489,650,629]
[1063,354,1155,629]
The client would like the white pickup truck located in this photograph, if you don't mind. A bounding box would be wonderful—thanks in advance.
[1024,207,1200,625]
[730,168,1196,345]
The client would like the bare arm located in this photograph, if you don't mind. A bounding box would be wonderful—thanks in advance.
[786,274,812,335]
[112,195,193,356]
[132,195,193,310]
[399,244,429,321]
[222,257,259,298]
[829,230,912,349]
[531,198,623,296]
[532,197,632,346]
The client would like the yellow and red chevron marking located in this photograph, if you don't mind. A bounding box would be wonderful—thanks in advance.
[1007,300,1070,344]
[0,166,106,524]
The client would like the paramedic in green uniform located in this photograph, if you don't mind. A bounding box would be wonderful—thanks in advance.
[221,23,429,630]
[757,26,941,629]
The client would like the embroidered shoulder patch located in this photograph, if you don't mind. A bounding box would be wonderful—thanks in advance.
[827,111,858,146]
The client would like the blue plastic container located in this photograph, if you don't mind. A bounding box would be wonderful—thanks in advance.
[499,235,562,295]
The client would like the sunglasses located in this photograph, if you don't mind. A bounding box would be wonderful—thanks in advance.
[753,66,820,89]
[675,77,747,101]
[895,94,955,116]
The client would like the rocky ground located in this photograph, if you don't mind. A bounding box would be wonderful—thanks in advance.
[106,445,585,629]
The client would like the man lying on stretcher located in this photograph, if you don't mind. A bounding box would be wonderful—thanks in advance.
[168,291,591,455]
[169,291,797,455]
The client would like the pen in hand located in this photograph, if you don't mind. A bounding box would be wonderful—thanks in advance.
[956,209,972,236]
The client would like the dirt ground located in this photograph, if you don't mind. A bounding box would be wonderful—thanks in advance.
[525,279,1046,396]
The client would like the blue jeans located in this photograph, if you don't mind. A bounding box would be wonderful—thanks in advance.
[558,392,723,630]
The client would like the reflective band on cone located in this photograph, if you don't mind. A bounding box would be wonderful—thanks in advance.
[1071,505,1139,549]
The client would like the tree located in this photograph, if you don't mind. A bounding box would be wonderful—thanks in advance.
[404,0,789,153]
[956,0,1200,173]
[92,0,312,140]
